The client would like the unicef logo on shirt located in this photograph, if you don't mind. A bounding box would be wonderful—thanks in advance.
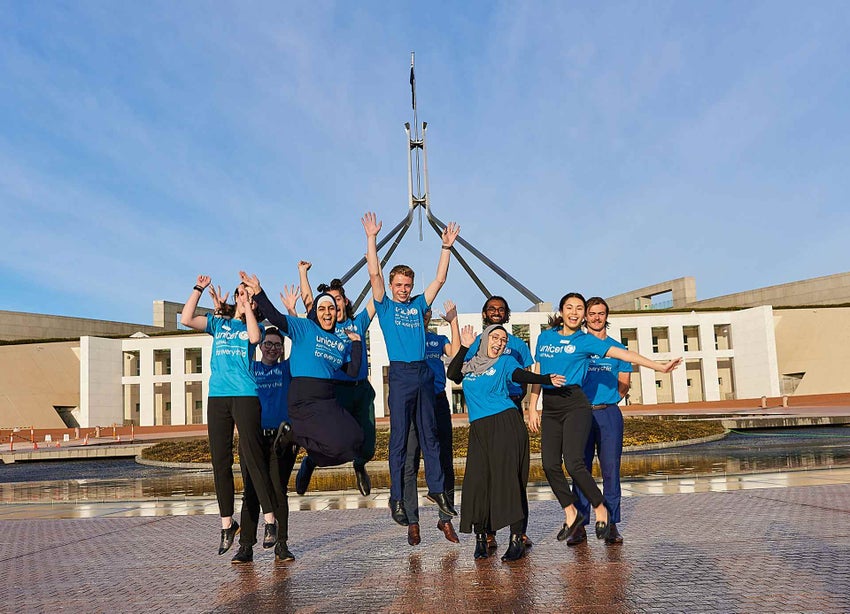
[485,367,496,376]
[410,308,418,315]
[565,345,576,354]
[338,341,345,351]
[239,331,250,341]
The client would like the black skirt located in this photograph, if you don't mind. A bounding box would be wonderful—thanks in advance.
[459,408,530,534]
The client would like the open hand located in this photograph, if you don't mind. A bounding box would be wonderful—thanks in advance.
[361,212,382,237]
[279,285,300,313]
[441,300,458,323]
[460,324,476,347]
[441,222,460,247]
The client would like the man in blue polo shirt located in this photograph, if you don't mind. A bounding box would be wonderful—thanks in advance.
[572,297,632,545]
[362,211,459,525]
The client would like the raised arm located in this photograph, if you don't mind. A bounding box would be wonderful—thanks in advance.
[180,275,212,331]
[606,347,682,373]
[298,261,314,312]
[423,222,460,305]
[446,324,476,385]
[441,300,460,358]
[239,271,290,333]
[362,212,386,302]
[236,289,262,344]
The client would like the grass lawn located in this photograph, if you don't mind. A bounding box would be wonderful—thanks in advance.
[141,418,726,464]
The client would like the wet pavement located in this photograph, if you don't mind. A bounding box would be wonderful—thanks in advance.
[2,477,849,612]
[3,427,850,611]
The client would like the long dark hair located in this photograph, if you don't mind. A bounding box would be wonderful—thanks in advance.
[317,278,355,320]
[548,292,587,328]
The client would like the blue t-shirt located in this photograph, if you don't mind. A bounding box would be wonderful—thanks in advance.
[374,293,430,362]
[252,360,292,428]
[424,332,450,394]
[582,337,633,406]
[279,315,353,379]
[534,328,612,389]
[467,332,533,397]
[461,355,520,422]
[205,314,263,397]
[333,308,373,382]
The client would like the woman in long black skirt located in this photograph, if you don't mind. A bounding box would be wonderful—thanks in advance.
[240,272,365,467]
[447,324,565,562]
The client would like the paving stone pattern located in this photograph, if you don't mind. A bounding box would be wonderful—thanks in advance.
[2,484,849,613]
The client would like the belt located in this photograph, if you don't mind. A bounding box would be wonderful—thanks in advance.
[591,404,609,410]
[261,428,278,437]
[334,379,369,387]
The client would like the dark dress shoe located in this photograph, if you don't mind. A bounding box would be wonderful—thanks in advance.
[595,519,611,540]
[407,523,421,546]
[295,456,316,496]
[354,464,371,496]
[262,522,277,549]
[474,533,489,559]
[522,534,533,549]
[566,525,587,546]
[486,533,498,550]
[605,522,623,544]
[231,544,252,564]
[437,519,460,543]
[275,541,295,562]
[425,491,457,517]
[556,512,586,542]
[389,499,409,526]
[501,534,526,562]
[273,421,293,451]
[218,520,240,555]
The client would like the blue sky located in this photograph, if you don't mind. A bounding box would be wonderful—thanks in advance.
[1,2,848,324]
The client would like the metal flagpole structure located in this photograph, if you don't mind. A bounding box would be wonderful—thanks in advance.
[341,53,547,311]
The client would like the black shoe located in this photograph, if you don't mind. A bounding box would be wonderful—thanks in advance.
[262,522,277,549]
[295,457,316,496]
[425,491,457,517]
[486,533,498,551]
[474,533,489,559]
[556,512,586,542]
[389,499,409,526]
[230,544,252,564]
[595,519,611,540]
[522,534,533,549]
[501,534,526,562]
[566,525,587,546]
[274,421,293,451]
[218,520,240,555]
[354,464,371,496]
[275,541,295,562]
[606,522,623,544]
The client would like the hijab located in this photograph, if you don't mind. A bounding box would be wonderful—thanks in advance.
[307,292,337,328]
[461,324,507,376]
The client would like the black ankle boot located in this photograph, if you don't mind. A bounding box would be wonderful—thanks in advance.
[474,533,489,559]
[501,533,526,562]
[389,499,409,526]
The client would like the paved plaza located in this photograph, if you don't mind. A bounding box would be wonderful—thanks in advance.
[2,471,849,613]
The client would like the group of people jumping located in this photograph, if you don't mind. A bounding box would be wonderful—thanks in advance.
[181,211,681,564]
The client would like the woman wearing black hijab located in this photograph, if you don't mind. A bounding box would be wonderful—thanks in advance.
[240,272,365,467]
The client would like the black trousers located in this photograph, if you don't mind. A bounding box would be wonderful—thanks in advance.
[207,396,276,518]
[239,434,299,546]
[540,387,605,509]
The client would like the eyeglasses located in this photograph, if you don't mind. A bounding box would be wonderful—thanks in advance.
[262,342,283,349]
[486,306,506,313]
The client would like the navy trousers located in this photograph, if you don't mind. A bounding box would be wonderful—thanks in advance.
[388,361,445,501]
[575,403,624,524]
[402,391,455,524]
